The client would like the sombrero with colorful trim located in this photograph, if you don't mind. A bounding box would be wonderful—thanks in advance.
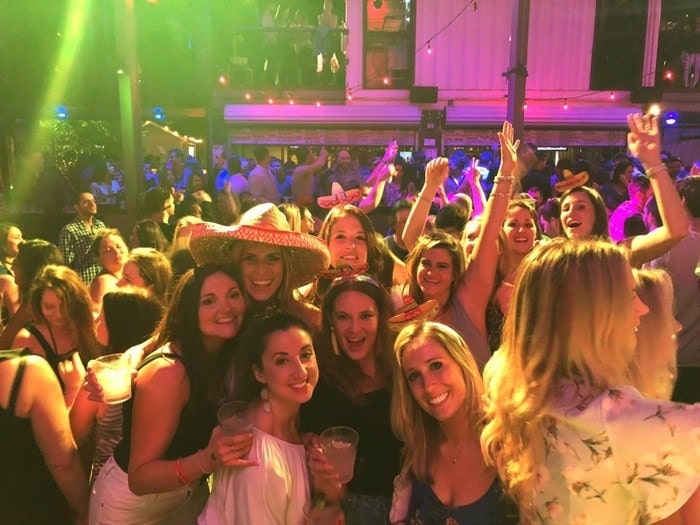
[188,203,331,288]
[388,296,440,332]
[317,182,363,209]
[554,169,589,193]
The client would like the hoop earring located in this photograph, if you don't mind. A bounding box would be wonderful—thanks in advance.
[260,387,272,413]
[330,328,341,356]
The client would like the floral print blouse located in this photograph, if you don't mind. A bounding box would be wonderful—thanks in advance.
[533,380,700,524]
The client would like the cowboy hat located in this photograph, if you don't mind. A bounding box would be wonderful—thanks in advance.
[188,203,330,288]
[554,169,589,193]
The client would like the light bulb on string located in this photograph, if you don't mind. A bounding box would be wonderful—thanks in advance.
[268,98,274,104]
[245,93,251,101]
[609,91,615,100]
[427,41,432,55]
[316,101,322,107]
[523,100,528,111]
[346,92,353,101]
[563,99,569,110]
[218,74,227,85]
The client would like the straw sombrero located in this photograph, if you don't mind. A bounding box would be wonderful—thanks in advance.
[388,296,440,332]
[554,169,589,193]
[317,182,363,209]
[188,203,331,288]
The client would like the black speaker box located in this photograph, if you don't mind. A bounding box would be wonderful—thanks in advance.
[409,86,438,104]
[630,87,662,104]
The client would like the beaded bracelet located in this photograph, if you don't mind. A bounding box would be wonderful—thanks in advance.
[494,175,515,184]
[491,191,511,198]
[175,457,192,485]
[645,163,668,177]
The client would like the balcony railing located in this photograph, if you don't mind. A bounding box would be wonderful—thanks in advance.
[227,27,349,90]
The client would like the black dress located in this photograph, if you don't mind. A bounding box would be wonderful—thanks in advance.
[0,349,73,524]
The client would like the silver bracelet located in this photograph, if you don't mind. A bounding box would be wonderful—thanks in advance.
[494,175,515,184]
[196,450,213,475]
[645,163,668,177]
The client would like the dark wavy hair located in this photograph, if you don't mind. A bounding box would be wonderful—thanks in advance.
[103,289,163,353]
[318,275,395,405]
[146,263,243,408]
[318,204,387,285]
[13,239,64,299]
[559,186,610,240]
[232,313,313,403]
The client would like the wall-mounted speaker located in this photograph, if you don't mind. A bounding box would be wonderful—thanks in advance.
[409,86,438,104]
[630,87,662,104]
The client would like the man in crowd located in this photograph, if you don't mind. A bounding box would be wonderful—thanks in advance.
[324,149,364,194]
[57,192,105,283]
[248,146,280,204]
[292,146,329,206]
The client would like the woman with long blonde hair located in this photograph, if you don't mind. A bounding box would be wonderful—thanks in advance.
[630,268,681,400]
[480,239,699,524]
[390,322,512,523]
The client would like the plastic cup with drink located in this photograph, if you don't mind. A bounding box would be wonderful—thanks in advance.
[319,426,359,484]
[90,353,133,404]
[217,401,255,436]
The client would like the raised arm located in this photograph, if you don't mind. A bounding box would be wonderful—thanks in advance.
[623,113,688,267]
[357,140,398,214]
[458,122,521,337]
[293,148,329,179]
[402,157,450,252]
[457,157,487,217]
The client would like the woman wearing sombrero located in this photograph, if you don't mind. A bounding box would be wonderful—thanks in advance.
[188,203,331,329]
[560,112,687,268]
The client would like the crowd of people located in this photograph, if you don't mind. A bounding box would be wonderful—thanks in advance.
[0,112,698,524]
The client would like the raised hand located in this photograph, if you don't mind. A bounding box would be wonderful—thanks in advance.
[383,140,399,163]
[497,121,520,178]
[425,157,450,189]
[463,156,479,183]
[626,113,661,167]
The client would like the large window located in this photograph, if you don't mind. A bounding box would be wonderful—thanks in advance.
[363,0,414,89]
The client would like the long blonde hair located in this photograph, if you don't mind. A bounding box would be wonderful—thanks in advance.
[392,322,484,483]
[631,268,677,400]
[480,239,637,510]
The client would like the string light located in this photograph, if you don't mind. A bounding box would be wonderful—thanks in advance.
[523,100,528,111]
[382,77,390,85]
[346,92,353,101]
[268,98,274,104]
[609,91,615,100]
[245,93,251,100]
[426,41,432,55]
[563,99,569,110]
[289,99,294,105]
[316,101,322,107]
[416,0,477,55]
[218,74,227,85]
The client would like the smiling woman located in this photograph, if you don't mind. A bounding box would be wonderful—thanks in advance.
[390,322,513,524]
[301,275,402,523]
[188,203,330,329]
[199,314,319,524]
[89,264,254,524]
